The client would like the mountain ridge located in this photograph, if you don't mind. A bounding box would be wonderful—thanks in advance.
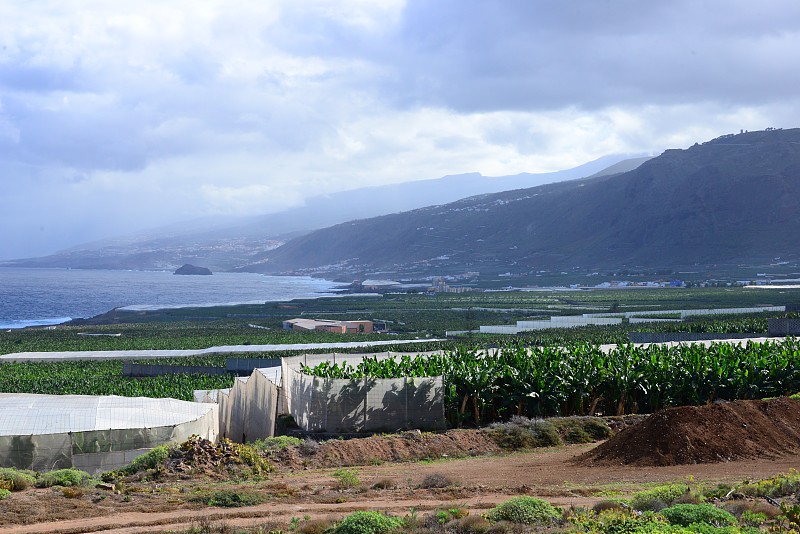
[250,128,800,278]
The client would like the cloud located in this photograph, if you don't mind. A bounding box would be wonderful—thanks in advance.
[0,0,799,259]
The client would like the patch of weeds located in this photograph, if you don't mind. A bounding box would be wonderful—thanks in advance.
[332,510,404,534]
[592,500,626,513]
[485,416,561,450]
[371,478,396,490]
[0,467,37,491]
[294,518,335,533]
[723,501,780,522]
[571,508,669,533]
[419,473,458,489]
[253,436,304,451]
[230,441,271,476]
[738,469,800,498]
[35,468,93,488]
[660,503,737,527]
[119,445,171,475]
[191,489,266,508]
[551,416,612,444]
[61,486,84,499]
[740,510,770,527]
[331,468,360,490]
[433,507,469,525]
[443,514,492,532]
[630,483,691,511]
[0,488,10,500]
[485,495,562,526]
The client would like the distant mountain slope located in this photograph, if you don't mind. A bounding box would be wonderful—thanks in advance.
[253,129,800,276]
[3,155,644,271]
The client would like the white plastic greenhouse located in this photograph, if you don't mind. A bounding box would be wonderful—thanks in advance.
[0,393,218,473]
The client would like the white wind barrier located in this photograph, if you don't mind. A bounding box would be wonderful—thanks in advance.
[216,368,279,443]
[0,394,218,473]
[280,352,446,433]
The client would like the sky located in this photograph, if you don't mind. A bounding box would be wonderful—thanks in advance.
[1,0,800,260]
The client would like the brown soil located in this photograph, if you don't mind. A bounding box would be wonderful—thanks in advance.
[582,397,800,466]
[3,404,800,533]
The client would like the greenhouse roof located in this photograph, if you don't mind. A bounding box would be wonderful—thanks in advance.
[0,393,215,436]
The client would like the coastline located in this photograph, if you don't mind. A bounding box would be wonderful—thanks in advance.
[0,267,345,330]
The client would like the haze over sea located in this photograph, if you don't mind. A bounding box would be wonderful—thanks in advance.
[0,268,339,329]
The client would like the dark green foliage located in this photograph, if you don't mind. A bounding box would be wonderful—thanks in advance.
[659,503,737,527]
[0,467,36,491]
[630,484,691,511]
[485,496,561,525]
[333,510,404,533]
[302,337,800,422]
[35,468,92,488]
[119,445,171,475]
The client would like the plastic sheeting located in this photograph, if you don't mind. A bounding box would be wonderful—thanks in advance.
[281,353,446,433]
[217,368,279,443]
[0,394,218,473]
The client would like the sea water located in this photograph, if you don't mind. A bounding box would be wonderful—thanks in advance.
[0,267,339,329]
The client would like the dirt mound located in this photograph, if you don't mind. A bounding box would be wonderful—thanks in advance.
[581,398,800,466]
[273,429,501,469]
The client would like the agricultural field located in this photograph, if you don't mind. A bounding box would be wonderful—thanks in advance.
[2,287,800,532]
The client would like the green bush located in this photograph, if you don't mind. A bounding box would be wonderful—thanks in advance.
[660,504,737,527]
[0,467,37,491]
[332,468,361,490]
[35,468,92,488]
[0,488,10,500]
[486,496,561,525]
[630,484,690,511]
[120,445,170,475]
[486,418,561,450]
[333,510,404,534]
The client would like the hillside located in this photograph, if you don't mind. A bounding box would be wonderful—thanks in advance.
[1,155,639,271]
[251,129,800,277]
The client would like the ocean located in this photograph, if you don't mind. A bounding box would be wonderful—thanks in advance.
[0,267,340,329]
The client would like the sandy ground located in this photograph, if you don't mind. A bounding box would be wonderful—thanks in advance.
[2,443,797,534]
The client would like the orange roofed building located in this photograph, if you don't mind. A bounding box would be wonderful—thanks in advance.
[282,318,374,334]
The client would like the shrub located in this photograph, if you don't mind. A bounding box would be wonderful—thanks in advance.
[486,496,561,525]
[62,486,84,498]
[0,488,10,500]
[371,478,396,490]
[120,445,170,475]
[486,418,561,450]
[192,489,266,508]
[630,484,690,511]
[332,468,361,490]
[36,468,92,488]
[333,510,404,534]
[660,503,737,527]
[551,416,612,444]
[419,473,457,489]
[253,435,304,450]
[230,442,271,476]
[442,514,492,533]
[738,469,800,498]
[0,467,37,491]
